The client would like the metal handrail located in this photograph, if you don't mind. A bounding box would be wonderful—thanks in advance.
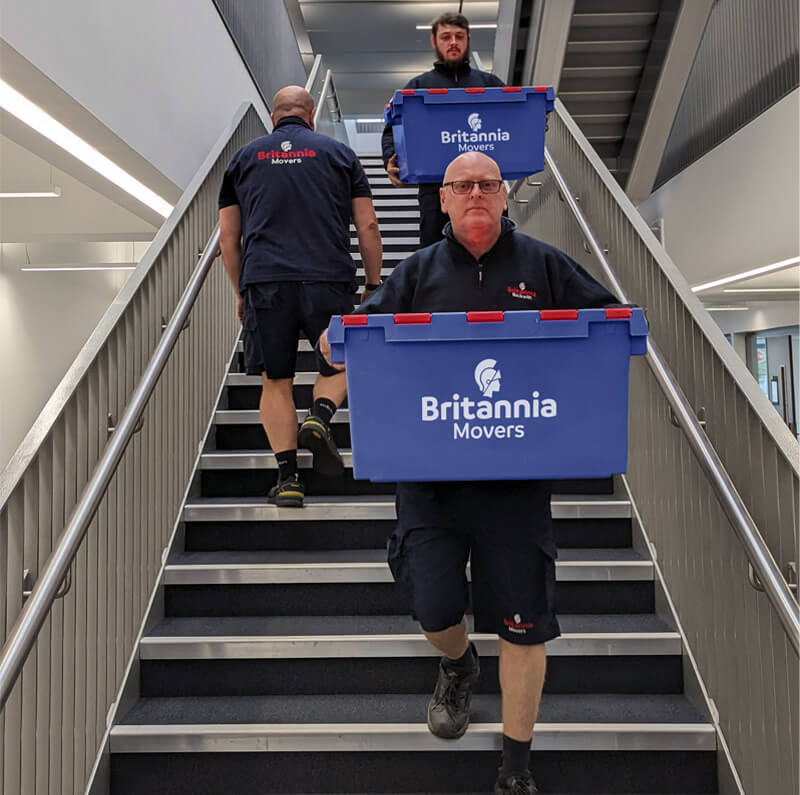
[540,146,800,653]
[305,54,322,95]
[0,228,222,709]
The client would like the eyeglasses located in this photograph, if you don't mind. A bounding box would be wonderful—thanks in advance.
[442,179,504,195]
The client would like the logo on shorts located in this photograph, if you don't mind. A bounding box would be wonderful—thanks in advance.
[467,112,482,132]
[474,358,501,397]
[504,613,534,634]
[281,140,292,152]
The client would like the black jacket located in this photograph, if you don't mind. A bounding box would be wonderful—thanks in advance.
[359,217,617,315]
[381,60,504,194]
[355,218,618,528]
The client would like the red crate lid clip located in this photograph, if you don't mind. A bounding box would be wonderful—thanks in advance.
[342,314,369,326]
[467,311,504,322]
[394,313,432,324]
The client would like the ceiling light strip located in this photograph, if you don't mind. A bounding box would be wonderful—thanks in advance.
[0,189,61,198]
[0,80,173,218]
[704,306,749,312]
[21,266,137,273]
[691,256,800,293]
[724,287,800,293]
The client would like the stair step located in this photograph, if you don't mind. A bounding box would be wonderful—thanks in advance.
[350,222,419,232]
[163,549,653,584]
[370,187,418,196]
[353,250,413,260]
[372,198,419,207]
[109,749,717,794]
[142,614,676,659]
[375,210,420,219]
[183,494,632,523]
[351,236,419,246]
[214,409,351,425]
[112,693,714,751]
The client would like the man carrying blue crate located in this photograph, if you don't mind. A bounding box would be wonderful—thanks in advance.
[319,152,619,794]
[381,11,504,248]
[219,85,383,508]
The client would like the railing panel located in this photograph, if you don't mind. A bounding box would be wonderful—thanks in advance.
[0,105,266,795]
[510,102,799,795]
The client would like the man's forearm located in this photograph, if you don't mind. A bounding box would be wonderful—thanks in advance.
[220,239,242,294]
[357,224,383,285]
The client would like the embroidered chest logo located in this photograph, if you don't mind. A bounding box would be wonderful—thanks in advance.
[507,281,537,301]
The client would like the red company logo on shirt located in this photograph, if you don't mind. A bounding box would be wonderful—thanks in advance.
[507,281,537,300]
[504,613,534,634]
[257,146,317,164]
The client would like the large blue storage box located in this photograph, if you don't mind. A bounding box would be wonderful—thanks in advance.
[384,86,555,183]
[327,309,647,482]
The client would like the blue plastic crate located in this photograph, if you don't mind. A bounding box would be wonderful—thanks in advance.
[384,86,555,184]
[327,309,648,482]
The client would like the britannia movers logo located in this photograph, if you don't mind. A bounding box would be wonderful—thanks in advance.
[257,139,318,165]
[440,112,511,153]
[420,358,557,440]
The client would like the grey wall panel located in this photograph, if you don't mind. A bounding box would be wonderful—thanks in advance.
[656,0,799,187]
[214,0,308,111]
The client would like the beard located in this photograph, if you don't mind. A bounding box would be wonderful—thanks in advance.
[435,43,470,67]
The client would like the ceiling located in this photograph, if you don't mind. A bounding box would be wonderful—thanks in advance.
[297,1,499,117]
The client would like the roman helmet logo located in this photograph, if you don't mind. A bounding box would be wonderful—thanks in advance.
[467,112,482,132]
[474,358,501,397]
[281,140,292,152]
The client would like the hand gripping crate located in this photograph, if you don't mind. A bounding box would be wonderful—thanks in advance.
[384,86,555,184]
[327,308,648,482]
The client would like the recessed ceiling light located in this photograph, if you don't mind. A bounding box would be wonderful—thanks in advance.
[356,118,384,123]
[0,187,62,198]
[723,287,800,293]
[0,79,173,218]
[704,306,749,311]
[692,256,800,292]
[415,23,497,29]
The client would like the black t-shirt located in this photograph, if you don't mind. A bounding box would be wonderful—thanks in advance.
[219,117,372,288]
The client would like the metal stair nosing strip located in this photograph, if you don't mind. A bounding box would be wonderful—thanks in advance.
[139,631,680,660]
[182,495,632,522]
[199,450,354,470]
[109,721,717,754]
[163,558,653,584]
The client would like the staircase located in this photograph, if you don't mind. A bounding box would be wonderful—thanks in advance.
[107,157,718,794]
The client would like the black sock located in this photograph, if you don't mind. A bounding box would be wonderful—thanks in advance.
[312,397,337,425]
[500,733,531,778]
[275,449,297,482]
[444,641,477,673]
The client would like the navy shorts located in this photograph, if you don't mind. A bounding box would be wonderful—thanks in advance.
[242,281,355,378]
[388,482,561,645]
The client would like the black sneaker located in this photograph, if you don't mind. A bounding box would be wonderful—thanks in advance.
[494,771,538,794]
[426,645,480,739]
[267,474,304,507]
[298,415,344,477]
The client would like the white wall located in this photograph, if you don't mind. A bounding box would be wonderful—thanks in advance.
[0,0,272,189]
[0,269,130,469]
[637,89,800,288]
[707,301,799,336]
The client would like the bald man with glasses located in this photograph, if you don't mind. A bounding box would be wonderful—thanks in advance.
[319,152,620,794]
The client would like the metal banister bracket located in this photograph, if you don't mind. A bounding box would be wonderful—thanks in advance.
[23,566,72,601]
[670,405,707,429]
[750,561,797,595]
[107,413,144,437]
